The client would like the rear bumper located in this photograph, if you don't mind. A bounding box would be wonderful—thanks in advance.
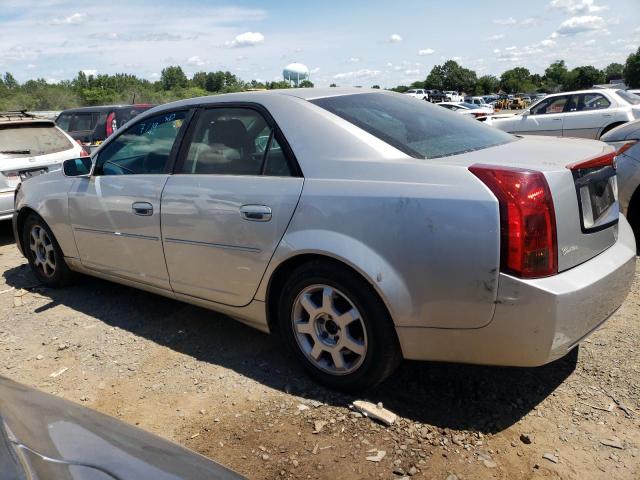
[0,190,15,221]
[397,215,636,366]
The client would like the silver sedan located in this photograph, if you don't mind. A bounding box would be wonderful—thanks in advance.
[12,89,636,391]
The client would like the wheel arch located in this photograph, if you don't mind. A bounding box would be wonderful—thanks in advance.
[626,185,640,242]
[15,206,40,255]
[599,121,627,139]
[263,247,408,336]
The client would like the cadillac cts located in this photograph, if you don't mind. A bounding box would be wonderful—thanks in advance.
[12,89,636,391]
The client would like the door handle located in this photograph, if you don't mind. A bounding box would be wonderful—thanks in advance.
[132,202,153,216]
[240,205,272,222]
[552,118,562,121]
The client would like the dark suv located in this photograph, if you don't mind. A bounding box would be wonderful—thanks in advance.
[55,104,154,150]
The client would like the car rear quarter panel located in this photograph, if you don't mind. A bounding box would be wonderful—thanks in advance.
[257,165,501,329]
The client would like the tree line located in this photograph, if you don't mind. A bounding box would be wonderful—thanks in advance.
[0,66,313,111]
[1,47,638,111]
[393,47,640,95]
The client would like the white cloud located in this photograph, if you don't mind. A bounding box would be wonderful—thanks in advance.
[26,63,36,69]
[555,15,606,35]
[417,48,435,55]
[81,69,97,76]
[548,0,608,14]
[186,55,205,66]
[225,31,264,48]
[494,17,517,25]
[585,39,596,45]
[389,34,402,43]
[348,57,360,63]
[451,56,462,61]
[235,55,248,61]
[540,39,556,47]
[333,69,381,80]
[404,69,420,75]
[310,67,320,74]
[487,34,505,41]
[51,12,87,25]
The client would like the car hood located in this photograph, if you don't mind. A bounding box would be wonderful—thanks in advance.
[0,376,244,480]
[600,119,640,142]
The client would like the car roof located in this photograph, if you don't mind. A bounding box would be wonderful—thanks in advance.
[0,111,54,126]
[58,104,153,114]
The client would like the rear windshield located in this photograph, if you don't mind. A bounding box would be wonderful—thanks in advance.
[0,124,73,157]
[617,90,640,105]
[311,93,514,158]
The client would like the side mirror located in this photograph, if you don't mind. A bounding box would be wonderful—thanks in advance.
[63,157,93,178]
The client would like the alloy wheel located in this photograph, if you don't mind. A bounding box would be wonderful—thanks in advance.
[291,284,368,375]
[29,225,56,278]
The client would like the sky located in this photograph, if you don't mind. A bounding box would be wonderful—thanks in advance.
[0,0,639,87]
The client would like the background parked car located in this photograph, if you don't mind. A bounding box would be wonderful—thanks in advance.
[13,89,635,392]
[438,101,493,118]
[484,89,640,139]
[601,119,640,241]
[464,96,495,113]
[403,88,429,100]
[0,376,244,479]
[444,90,464,102]
[55,104,153,151]
[0,111,84,221]
[426,89,447,103]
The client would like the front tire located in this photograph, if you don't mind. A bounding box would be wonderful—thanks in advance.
[22,214,75,287]
[278,261,401,392]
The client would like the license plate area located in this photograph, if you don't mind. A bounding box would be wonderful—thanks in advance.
[18,167,48,181]
[572,165,618,232]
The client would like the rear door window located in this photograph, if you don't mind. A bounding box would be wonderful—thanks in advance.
[579,93,611,110]
[56,113,72,131]
[311,92,514,159]
[71,113,93,132]
[0,124,73,157]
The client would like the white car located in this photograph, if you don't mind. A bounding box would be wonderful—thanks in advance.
[439,102,493,118]
[0,112,84,220]
[444,91,464,102]
[403,89,429,101]
[465,96,495,113]
[484,89,640,139]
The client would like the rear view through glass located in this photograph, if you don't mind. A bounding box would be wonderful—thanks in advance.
[0,124,73,157]
[311,92,514,158]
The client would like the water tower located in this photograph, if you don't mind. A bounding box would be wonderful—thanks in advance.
[283,63,310,86]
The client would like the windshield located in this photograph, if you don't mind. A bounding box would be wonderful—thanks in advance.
[311,92,514,159]
[459,102,479,109]
[0,124,73,157]
[617,90,640,105]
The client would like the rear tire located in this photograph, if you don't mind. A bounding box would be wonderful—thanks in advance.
[277,260,402,392]
[22,214,75,287]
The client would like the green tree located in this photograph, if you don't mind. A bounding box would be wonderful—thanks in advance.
[604,63,624,83]
[3,72,18,90]
[205,71,224,92]
[371,84,381,89]
[543,60,568,91]
[500,67,534,93]
[329,83,337,87]
[191,71,207,89]
[565,66,604,90]
[475,75,500,95]
[425,60,476,93]
[160,66,188,90]
[299,80,314,88]
[624,47,640,88]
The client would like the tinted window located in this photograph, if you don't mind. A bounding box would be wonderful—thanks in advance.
[311,93,514,159]
[180,108,292,176]
[531,95,569,115]
[0,124,73,157]
[56,113,72,131]
[72,113,93,132]
[96,111,187,175]
[617,89,640,105]
[580,93,611,110]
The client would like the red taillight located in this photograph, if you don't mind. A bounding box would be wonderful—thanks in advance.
[566,151,615,171]
[615,141,637,156]
[105,111,116,137]
[469,164,558,279]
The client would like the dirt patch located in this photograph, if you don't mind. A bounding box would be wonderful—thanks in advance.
[0,221,638,479]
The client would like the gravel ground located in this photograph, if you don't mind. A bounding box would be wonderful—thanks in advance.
[0,220,638,480]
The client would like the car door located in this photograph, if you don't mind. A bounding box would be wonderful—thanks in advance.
[161,106,304,307]
[509,95,568,135]
[561,92,612,139]
[68,110,191,290]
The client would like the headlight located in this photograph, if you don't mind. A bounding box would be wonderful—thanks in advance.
[2,171,20,188]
